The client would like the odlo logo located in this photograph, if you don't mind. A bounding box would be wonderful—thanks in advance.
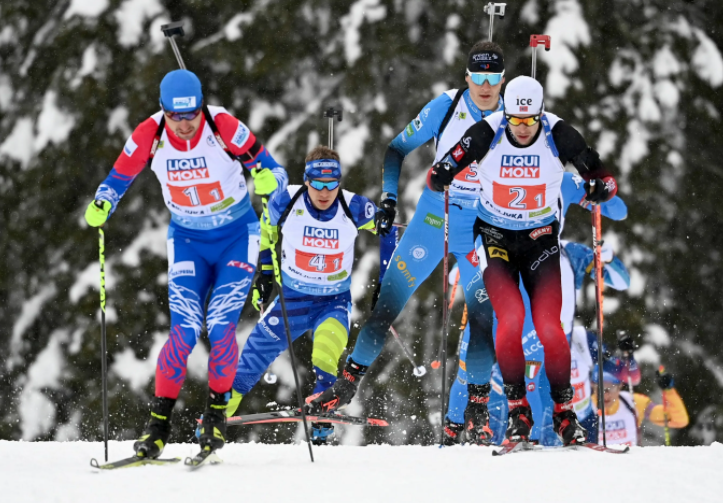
[303,227,339,249]
[167,157,209,181]
[500,155,540,178]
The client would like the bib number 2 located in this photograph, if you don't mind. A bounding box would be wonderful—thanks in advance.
[493,182,546,210]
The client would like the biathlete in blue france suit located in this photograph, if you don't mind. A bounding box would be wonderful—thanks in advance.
[84,69,287,458]
[229,146,377,445]
[428,76,620,446]
[444,172,629,445]
[308,41,507,444]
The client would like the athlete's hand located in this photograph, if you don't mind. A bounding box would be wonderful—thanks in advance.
[251,167,279,196]
[427,162,455,192]
[251,273,274,311]
[656,366,675,390]
[84,199,111,227]
[584,177,617,203]
[616,330,636,353]
[375,198,396,236]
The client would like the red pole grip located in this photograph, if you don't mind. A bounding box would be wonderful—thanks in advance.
[529,34,551,51]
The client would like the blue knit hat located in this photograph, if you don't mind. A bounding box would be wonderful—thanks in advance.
[304,159,342,181]
[160,69,203,111]
[592,357,626,385]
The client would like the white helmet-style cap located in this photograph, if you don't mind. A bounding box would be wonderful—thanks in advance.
[504,76,544,115]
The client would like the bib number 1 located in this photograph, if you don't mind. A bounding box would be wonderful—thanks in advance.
[168,182,225,207]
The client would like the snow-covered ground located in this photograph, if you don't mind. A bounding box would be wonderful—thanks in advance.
[3,440,721,502]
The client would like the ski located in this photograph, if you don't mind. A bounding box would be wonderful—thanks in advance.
[492,441,535,456]
[205,410,389,428]
[184,448,223,470]
[492,442,629,456]
[90,455,181,470]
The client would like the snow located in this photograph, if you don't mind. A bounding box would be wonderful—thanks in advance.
[443,32,460,65]
[340,0,387,66]
[35,90,77,153]
[10,285,58,366]
[540,0,591,99]
[64,0,109,19]
[692,28,723,88]
[0,73,13,111]
[224,13,255,41]
[644,323,671,347]
[107,106,131,138]
[337,123,369,167]
[1,441,721,502]
[248,101,286,132]
[114,0,164,48]
[520,0,540,25]
[0,117,34,168]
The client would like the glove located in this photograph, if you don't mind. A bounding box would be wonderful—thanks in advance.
[656,366,675,389]
[584,176,617,203]
[375,198,396,236]
[251,273,274,311]
[84,199,111,227]
[427,162,455,192]
[251,167,279,196]
[616,330,636,353]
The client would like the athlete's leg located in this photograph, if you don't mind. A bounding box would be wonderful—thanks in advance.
[446,324,470,424]
[475,221,526,388]
[155,226,213,399]
[351,192,445,365]
[519,229,570,392]
[205,220,260,394]
[311,293,352,394]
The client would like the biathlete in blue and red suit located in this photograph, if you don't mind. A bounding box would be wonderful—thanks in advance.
[428,76,619,446]
[84,69,288,458]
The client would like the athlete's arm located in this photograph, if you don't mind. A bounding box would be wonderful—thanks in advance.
[348,194,378,234]
[214,111,288,194]
[563,242,631,291]
[95,116,158,215]
[383,93,453,200]
[426,120,496,191]
[561,173,627,220]
[636,390,689,428]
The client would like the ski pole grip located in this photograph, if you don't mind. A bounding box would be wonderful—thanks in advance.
[161,21,185,38]
[529,34,551,51]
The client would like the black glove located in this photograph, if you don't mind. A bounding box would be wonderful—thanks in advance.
[584,177,616,203]
[251,272,274,311]
[428,162,455,192]
[375,198,396,236]
[616,330,636,353]
[656,366,675,389]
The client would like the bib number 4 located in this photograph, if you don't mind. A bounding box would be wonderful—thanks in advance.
[493,182,546,210]
[296,250,344,273]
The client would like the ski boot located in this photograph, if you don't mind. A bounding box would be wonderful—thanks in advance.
[442,418,464,446]
[198,389,231,452]
[504,384,534,443]
[551,387,587,446]
[464,383,493,445]
[134,397,176,458]
[306,358,368,414]
[311,422,335,445]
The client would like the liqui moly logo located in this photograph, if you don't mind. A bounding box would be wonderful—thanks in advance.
[167,157,209,181]
[500,155,540,178]
[303,226,339,249]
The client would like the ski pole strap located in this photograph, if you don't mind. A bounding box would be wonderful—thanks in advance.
[435,88,467,150]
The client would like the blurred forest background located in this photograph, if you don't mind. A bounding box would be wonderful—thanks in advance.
[1,0,721,446]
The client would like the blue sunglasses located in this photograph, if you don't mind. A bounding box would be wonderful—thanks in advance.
[466,69,505,86]
[309,179,340,191]
[163,107,202,122]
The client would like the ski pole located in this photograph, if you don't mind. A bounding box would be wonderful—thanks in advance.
[659,365,671,446]
[261,197,314,462]
[592,202,607,447]
[323,107,343,149]
[529,34,552,79]
[161,21,188,69]
[438,186,451,445]
[431,267,460,369]
[390,326,426,377]
[483,3,507,42]
[97,226,110,462]
[259,302,279,384]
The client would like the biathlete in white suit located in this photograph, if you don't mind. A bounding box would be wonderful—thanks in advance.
[84,69,287,458]
[309,41,506,445]
[228,145,377,444]
[428,76,620,446]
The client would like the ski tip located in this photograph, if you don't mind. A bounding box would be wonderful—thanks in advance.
[90,458,100,468]
[367,418,390,427]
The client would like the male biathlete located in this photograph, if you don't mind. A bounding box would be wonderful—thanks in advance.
[228,146,377,445]
[84,69,287,458]
[309,41,505,444]
[428,76,619,445]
